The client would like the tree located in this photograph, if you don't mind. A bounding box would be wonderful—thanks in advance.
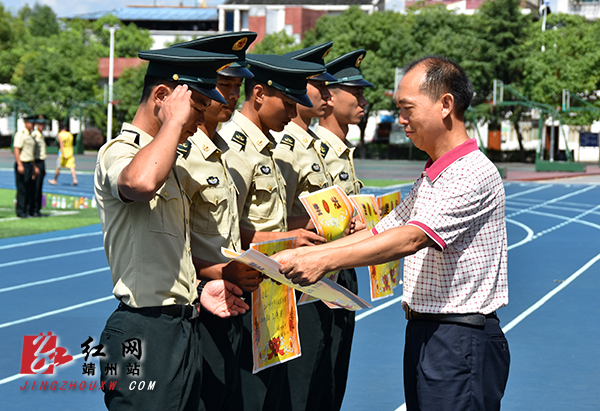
[19,3,60,38]
[92,14,154,58]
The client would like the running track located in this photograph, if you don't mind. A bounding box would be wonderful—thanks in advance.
[0,180,599,410]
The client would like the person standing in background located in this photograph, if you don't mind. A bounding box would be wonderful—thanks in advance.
[31,115,47,217]
[48,122,78,186]
[13,115,39,218]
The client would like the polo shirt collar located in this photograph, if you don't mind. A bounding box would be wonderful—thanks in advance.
[424,138,479,182]
[231,110,275,152]
[190,130,219,160]
[285,121,316,149]
[315,125,350,158]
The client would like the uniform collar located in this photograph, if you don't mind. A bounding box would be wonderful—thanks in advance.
[231,110,274,152]
[284,121,317,149]
[315,125,351,158]
[121,122,153,148]
[424,138,479,182]
[190,129,219,160]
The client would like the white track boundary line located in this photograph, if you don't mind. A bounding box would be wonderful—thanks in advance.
[0,247,104,269]
[0,231,101,251]
[502,251,600,333]
[0,295,114,330]
[0,267,109,293]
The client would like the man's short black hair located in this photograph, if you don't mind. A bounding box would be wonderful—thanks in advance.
[403,56,473,118]
[140,75,177,104]
[244,77,276,101]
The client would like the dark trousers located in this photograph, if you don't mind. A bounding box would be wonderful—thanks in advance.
[199,309,243,411]
[99,304,204,411]
[280,292,334,411]
[330,268,358,410]
[14,162,35,217]
[33,159,45,214]
[404,316,510,411]
[230,292,287,411]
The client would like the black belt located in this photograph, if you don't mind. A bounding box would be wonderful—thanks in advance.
[404,306,496,327]
[118,302,200,320]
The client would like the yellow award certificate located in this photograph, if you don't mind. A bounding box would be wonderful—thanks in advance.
[250,238,300,373]
[350,195,394,301]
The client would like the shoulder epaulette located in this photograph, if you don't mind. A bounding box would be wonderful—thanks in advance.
[319,142,329,159]
[177,140,192,159]
[231,131,247,150]
[280,134,295,151]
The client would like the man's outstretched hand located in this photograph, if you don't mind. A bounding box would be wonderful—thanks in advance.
[200,279,249,318]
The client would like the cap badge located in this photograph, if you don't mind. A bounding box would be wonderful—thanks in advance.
[217,62,233,72]
[232,37,248,51]
[260,165,271,175]
[172,74,180,81]
[355,54,364,68]
[207,176,219,186]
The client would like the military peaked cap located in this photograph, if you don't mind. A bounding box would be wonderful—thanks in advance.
[283,42,337,83]
[246,54,325,108]
[138,47,237,105]
[326,49,373,88]
[170,32,257,79]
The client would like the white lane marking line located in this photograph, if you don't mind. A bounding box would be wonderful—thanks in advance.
[506,219,535,251]
[502,251,600,333]
[0,247,105,269]
[356,294,403,322]
[0,353,87,386]
[505,184,552,199]
[0,231,102,251]
[0,295,114,330]
[507,185,596,218]
[0,267,109,293]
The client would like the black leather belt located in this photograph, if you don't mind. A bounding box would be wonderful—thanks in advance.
[404,306,496,327]
[118,302,200,320]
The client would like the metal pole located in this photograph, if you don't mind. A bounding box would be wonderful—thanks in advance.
[107,25,115,141]
[549,116,555,162]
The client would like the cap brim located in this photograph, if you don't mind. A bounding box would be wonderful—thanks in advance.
[310,72,337,83]
[186,84,228,105]
[219,66,254,79]
[331,78,374,88]
[282,92,313,108]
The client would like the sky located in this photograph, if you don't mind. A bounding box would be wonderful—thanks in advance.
[1,0,207,18]
[1,0,560,19]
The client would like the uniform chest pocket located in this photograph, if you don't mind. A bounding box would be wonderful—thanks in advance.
[148,180,183,238]
[306,173,328,191]
[192,187,229,235]
[249,175,280,219]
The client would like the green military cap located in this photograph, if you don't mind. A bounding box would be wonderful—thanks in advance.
[283,42,337,83]
[33,114,48,124]
[23,114,38,123]
[170,32,257,79]
[326,49,373,88]
[246,54,326,108]
[138,47,238,105]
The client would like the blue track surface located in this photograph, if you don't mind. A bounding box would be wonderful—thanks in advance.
[1,181,599,410]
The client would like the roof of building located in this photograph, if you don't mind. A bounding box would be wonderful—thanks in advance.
[67,6,219,22]
[98,57,146,79]
[221,0,374,5]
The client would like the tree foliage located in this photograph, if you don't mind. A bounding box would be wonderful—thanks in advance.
[0,2,153,138]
